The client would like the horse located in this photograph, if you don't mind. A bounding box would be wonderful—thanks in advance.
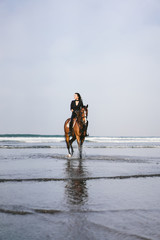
[64,105,88,159]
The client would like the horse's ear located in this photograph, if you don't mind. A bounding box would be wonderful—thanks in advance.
[86,104,88,108]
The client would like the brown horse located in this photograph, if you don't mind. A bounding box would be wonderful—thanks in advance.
[64,105,88,158]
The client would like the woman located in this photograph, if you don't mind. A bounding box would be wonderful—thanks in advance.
[69,93,84,134]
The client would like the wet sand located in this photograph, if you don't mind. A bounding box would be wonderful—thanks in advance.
[0,142,160,240]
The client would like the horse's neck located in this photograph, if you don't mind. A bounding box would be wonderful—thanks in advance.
[77,115,81,122]
[76,114,82,125]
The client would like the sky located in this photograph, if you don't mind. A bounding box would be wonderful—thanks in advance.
[0,0,160,136]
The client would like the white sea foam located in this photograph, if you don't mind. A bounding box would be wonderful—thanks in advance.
[86,137,160,143]
[0,137,65,143]
[0,136,160,148]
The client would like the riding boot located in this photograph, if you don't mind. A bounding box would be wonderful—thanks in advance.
[85,121,89,136]
[85,131,89,137]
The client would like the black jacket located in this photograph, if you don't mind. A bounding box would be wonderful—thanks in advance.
[70,100,83,112]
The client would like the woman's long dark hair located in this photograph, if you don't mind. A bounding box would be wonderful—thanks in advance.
[75,92,83,105]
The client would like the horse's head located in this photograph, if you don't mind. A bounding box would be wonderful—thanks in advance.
[80,105,88,124]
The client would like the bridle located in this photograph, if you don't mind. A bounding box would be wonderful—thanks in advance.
[77,107,88,125]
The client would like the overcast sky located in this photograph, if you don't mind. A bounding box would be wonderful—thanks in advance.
[0,0,160,136]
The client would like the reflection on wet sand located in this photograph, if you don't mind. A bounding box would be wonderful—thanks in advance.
[65,160,88,205]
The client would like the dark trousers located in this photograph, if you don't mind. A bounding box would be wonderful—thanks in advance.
[69,111,77,130]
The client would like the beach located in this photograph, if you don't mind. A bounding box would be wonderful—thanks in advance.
[0,135,160,240]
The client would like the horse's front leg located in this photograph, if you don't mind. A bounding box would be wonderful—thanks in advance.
[79,143,82,159]
[76,136,82,159]
[65,134,72,157]
[69,135,76,156]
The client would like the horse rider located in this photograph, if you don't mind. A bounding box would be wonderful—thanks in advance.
[69,93,88,136]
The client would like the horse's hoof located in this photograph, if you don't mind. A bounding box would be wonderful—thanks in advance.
[68,154,72,158]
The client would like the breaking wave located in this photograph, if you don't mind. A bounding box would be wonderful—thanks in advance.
[0,135,160,149]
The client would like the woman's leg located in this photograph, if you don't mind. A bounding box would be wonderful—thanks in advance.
[69,112,76,133]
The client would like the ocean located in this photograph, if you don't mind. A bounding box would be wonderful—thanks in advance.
[0,135,160,240]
